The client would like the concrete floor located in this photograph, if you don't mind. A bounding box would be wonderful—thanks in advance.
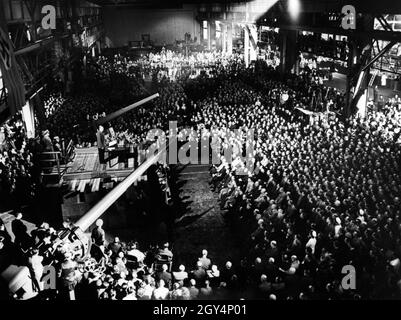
[171,164,243,269]
[99,164,244,271]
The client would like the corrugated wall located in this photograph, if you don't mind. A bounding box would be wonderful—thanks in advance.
[102,6,200,47]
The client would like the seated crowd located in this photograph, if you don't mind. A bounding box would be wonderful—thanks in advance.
[200,75,401,299]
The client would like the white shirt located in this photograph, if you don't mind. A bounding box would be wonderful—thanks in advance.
[306,237,317,254]
[153,287,169,300]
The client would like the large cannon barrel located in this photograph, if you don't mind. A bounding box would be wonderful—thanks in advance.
[96,93,160,126]
[75,144,166,232]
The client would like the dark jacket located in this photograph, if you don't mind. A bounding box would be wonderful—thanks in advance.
[96,131,106,149]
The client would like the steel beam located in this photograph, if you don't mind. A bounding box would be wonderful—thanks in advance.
[96,93,160,126]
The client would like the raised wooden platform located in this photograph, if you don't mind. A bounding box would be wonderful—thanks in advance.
[61,147,147,193]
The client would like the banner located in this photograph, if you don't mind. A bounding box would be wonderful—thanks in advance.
[0,26,26,117]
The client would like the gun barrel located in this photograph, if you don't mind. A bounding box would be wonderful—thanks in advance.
[75,145,166,232]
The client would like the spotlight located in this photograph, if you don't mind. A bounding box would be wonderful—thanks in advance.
[288,0,301,21]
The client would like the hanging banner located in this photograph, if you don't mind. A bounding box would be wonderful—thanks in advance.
[0,26,26,117]
[21,101,35,138]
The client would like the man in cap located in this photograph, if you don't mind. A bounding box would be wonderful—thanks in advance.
[91,219,106,247]
[188,279,199,299]
[306,230,317,255]
[41,130,54,152]
[156,264,172,288]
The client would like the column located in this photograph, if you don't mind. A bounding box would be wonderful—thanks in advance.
[222,24,227,54]
[249,25,258,62]
[227,23,233,55]
[279,29,299,74]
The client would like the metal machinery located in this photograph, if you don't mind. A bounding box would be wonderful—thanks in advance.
[1,92,162,299]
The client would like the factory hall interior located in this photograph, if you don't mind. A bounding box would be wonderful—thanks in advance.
[1,0,401,301]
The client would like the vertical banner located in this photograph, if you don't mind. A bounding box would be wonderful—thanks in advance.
[0,26,26,116]
[21,101,35,138]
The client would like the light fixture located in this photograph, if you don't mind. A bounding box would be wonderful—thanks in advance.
[381,74,387,86]
[288,0,301,21]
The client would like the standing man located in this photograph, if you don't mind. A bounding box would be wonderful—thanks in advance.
[41,130,54,152]
[91,219,106,247]
[96,125,106,164]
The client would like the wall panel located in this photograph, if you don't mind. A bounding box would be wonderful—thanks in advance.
[103,7,199,47]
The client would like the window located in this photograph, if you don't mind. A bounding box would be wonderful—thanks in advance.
[216,21,221,39]
[203,21,208,40]
[0,68,6,105]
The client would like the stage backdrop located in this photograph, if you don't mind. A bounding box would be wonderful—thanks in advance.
[103,5,200,47]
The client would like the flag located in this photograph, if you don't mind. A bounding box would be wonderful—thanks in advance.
[0,26,26,116]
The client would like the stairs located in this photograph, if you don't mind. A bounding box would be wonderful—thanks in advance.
[369,69,379,87]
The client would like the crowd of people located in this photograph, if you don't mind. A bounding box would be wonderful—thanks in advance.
[298,33,349,62]
[1,45,401,300]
